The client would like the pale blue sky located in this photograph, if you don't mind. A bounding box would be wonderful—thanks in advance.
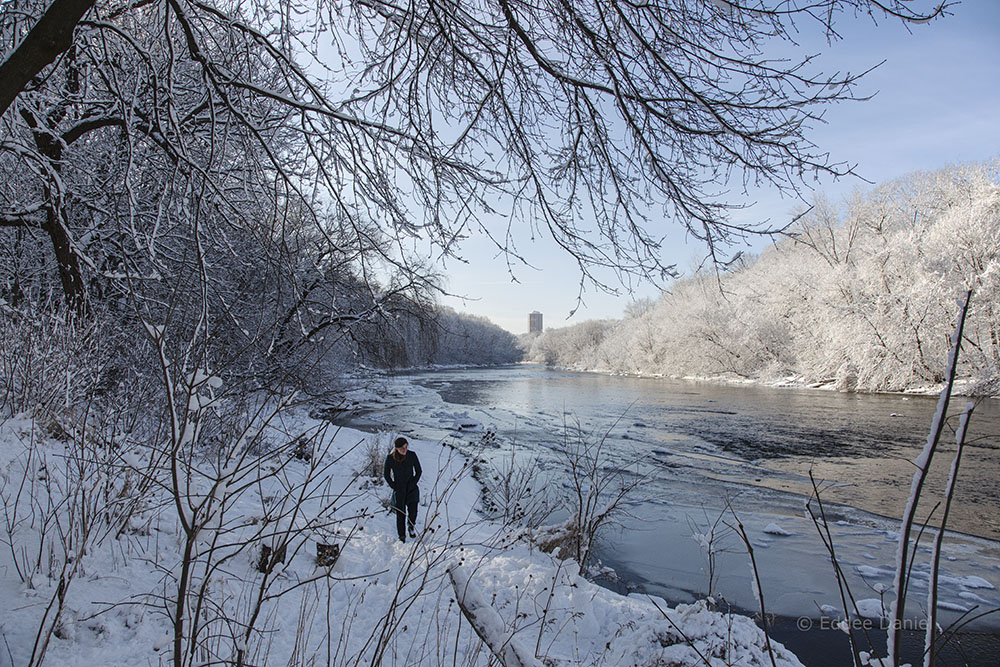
[440,2,1000,335]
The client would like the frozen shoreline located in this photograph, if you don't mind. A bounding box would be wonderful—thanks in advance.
[337,369,1000,652]
[533,360,992,399]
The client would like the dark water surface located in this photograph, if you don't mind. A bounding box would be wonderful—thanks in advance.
[346,364,1000,664]
[393,365,1000,538]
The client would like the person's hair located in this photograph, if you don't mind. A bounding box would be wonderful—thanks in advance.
[392,436,408,461]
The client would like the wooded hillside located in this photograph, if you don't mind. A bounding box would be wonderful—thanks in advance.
[527,163,1000,393]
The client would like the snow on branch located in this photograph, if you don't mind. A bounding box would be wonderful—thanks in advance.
[446,562,543,667]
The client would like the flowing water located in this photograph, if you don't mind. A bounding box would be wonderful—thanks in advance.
[342,364,1000,665]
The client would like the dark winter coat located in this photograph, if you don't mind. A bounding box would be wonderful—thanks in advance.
[384,450,422,509]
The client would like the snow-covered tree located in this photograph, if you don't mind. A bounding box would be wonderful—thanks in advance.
[531,163,1000,393]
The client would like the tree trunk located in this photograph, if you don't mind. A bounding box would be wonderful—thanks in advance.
[0,0,96,118]
[43,204,88,316]
[18,98,90,316]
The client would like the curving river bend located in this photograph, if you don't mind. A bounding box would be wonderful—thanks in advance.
[344,364,1000,665]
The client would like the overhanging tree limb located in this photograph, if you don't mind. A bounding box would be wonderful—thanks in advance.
[0,0,97,118]
[0,0,954,319]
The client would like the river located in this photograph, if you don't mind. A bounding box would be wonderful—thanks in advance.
[341,364,1000,665]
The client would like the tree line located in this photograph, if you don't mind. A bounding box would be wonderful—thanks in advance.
[526,163,1000,394]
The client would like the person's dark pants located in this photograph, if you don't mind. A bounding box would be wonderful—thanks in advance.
[394,501,418,541]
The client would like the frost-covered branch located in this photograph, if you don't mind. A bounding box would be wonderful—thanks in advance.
[447,562,544,667]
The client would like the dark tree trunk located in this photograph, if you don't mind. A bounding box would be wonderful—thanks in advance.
[0,0,96,118]
[43,204,88,316]
[18,100,90,316]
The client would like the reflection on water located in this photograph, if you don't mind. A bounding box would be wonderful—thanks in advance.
[401,365,1000,541]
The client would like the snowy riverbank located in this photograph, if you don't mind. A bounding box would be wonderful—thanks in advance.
[335,366,1000,663]
[533,360,983,399]
[0,408,804,666]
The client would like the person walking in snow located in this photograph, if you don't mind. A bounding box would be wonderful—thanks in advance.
[384,436,422,543]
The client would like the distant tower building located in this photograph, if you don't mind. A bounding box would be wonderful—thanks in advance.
[529,311,543,334]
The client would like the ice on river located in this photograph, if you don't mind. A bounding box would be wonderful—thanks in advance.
[343,370,1000,633]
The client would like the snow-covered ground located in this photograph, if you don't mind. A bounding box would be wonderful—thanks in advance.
[0,409,803,666]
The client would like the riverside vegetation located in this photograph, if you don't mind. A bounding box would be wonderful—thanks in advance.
[526,163,1000,396]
